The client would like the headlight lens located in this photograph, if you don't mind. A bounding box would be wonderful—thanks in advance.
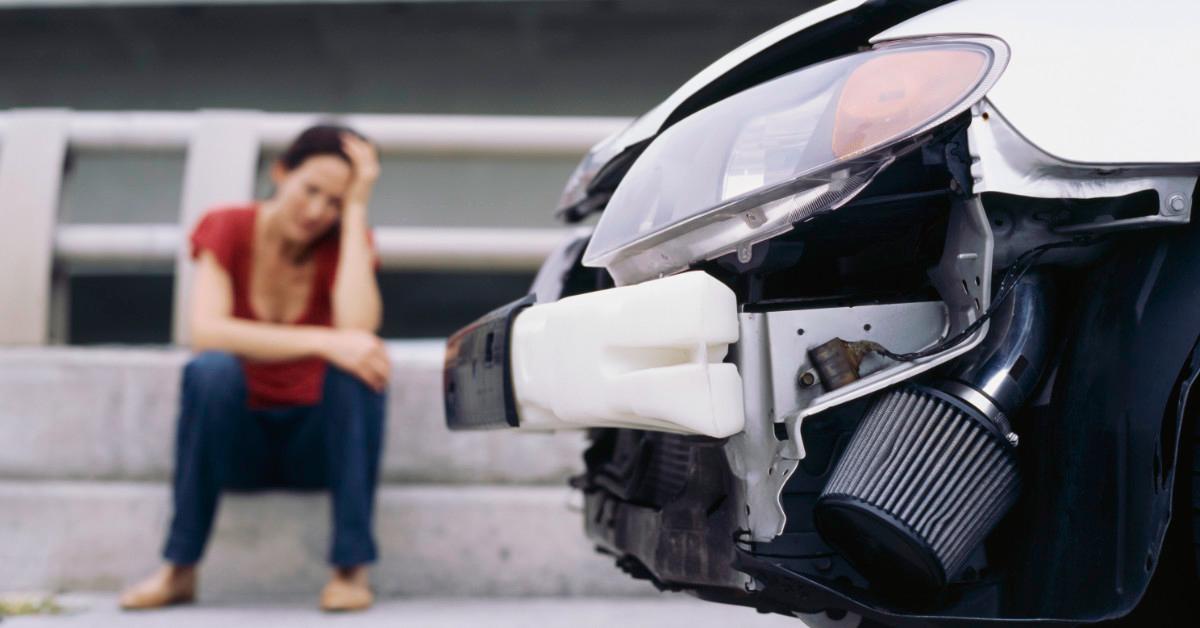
[555,126,629,219]
[583,37,1008,285]
[832,48,988,158]
[556,146,604,213]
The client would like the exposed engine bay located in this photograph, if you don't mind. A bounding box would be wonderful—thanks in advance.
[550,116,1200,622]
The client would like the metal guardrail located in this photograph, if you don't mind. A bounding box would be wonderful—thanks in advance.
[54,224,570,272]
[0,111,629,156]
[0,108,627,345]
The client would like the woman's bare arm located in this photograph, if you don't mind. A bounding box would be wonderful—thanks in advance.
[189,251,331,360]
[189,252,389,390]
[331,134,384,332]
[332,203,383,331]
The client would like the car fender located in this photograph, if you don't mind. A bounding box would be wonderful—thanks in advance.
[998,217,1200,619]
[875,0,1200,165]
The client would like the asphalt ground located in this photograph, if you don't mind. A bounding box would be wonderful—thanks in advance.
[1,593,835,628]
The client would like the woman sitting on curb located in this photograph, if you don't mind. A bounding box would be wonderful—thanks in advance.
[120,124,389,613]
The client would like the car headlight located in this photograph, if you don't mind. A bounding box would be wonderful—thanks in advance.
[582,37,1009,285]
[555,127,629,220]
[556,143,606,213]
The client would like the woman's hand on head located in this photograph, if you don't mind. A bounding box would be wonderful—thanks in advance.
[342,133,380,210]
[322,328,390,393]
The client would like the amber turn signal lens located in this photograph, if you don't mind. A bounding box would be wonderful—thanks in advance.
[832,49,987,159]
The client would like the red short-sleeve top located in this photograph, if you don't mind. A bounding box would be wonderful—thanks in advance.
[189,204,373,408]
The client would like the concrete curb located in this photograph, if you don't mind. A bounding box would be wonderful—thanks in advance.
[0,480,649,598]
[0,344,586,484]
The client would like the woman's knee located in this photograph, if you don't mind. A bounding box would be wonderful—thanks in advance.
[182,351,245,400]
[322,366,387,422]
[175,353,246,454]
[324,366,385,399]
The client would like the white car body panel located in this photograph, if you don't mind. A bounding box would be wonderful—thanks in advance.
[875,0,1200,165]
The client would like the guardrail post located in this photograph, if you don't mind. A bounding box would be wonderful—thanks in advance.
[171,110,261,345]
[0,110,69,345]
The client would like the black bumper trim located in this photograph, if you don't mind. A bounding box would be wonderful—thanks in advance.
[443,294,536,430]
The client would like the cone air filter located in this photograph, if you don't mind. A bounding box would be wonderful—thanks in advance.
[814,384,1020,592]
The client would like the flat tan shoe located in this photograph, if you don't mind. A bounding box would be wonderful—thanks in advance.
[119,565,196,610]
[320,567,373,612]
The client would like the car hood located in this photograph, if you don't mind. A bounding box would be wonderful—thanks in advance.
[875,0,1200,164]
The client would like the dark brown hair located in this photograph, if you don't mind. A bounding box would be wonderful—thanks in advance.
[277,123,368,172]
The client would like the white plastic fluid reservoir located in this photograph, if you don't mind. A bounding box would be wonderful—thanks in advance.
[510,271,745,438]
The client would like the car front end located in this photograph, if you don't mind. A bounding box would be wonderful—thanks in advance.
[444,0,1200,624]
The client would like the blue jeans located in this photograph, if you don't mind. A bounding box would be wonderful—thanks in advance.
[162,352,386,567]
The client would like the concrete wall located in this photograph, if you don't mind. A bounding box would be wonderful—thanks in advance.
[0,344,645,597]
[0,343,586,483]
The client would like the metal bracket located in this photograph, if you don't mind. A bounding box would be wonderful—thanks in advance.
[727,196,995,542]
[969,100,1198,236]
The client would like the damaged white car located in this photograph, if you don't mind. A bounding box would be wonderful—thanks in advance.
[445,0,1200,624]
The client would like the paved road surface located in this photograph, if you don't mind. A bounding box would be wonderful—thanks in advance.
[3,594,840,628]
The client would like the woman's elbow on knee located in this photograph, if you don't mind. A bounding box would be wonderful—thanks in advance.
[333,317,381,334]
[187,319,223,353]
[183,351,243,394]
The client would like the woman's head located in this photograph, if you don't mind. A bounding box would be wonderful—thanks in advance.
[268,123,369,245]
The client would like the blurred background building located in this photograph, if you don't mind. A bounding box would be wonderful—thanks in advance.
[0,0,821,344]
[0,0,828,616]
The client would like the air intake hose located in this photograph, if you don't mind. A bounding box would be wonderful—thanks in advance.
[944,272,1053,439]
[814,273,1051,592]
